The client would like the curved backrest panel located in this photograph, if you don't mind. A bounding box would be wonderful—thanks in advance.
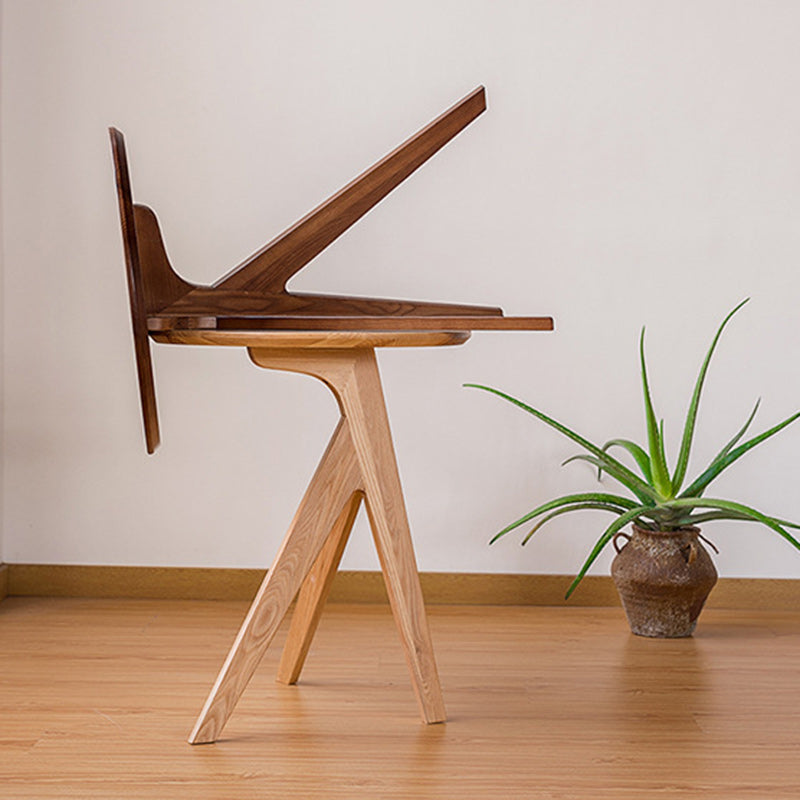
[131,205,195,312]
[109,127,161,454]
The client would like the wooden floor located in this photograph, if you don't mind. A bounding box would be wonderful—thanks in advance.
[1,598,799,799]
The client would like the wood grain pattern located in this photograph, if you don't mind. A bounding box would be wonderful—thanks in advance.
[277,492,363,685]
[112,88,506,343]
[189,419,364,744]
[131,205,195,312]
[248,346,447,727]
[150,314,554,332]
[3,598,800,798]
[210,87,487,294]
[339,349,448,724]
[161,289,505,317]
[111,88,554,452]
[109,128,161,454]
[190,345,449,742]
[151,329,471,349]
[110,88,550,743]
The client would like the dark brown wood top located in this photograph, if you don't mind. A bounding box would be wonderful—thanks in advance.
[148,315,553,332]
[110,86,553,452]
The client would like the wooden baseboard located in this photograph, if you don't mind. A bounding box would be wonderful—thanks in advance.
[2,564,798,610]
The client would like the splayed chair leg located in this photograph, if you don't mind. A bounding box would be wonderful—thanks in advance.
[276,490,363,685]
[189,347,446,743]
[189,420,362,744]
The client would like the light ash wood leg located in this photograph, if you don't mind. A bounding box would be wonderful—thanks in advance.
[249,347,446,726]
[190,347,446,743]
[336,350,446,724]
[276,490,363,685]
[189,419,362,744]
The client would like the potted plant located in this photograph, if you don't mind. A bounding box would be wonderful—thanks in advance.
[466,299,800,637]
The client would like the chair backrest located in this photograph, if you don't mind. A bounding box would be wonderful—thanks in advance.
[107,88,547,455]
[109,92,487,455]
[110,128,195,453]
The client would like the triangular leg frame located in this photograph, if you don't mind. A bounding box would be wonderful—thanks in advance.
[189,346,446,744]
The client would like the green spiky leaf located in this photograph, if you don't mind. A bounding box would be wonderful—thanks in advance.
[521,501,638,545]
[489,492,639,544]
[465,384,659,504]
[681,411,800,498]
[639,330,672,498]
[709,399,760,465]
[468,300,800,601]
[598,439,653,483]
[663,497,800,552]
[671,299,749,492]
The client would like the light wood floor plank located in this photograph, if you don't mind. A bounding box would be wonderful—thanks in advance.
[1,598,799,798]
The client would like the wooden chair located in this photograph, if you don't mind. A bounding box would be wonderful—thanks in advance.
[110,87,553,744]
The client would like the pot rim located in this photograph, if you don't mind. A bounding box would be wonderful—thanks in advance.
[630,523,701,536]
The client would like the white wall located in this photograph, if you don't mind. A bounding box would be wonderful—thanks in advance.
[0,0,4,566]
[2,0,800,579]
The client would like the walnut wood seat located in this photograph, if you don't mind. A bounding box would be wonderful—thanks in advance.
[111,87,553,744]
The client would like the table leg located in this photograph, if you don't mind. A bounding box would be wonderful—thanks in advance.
[338,350,446,724]
[191,346,448,743]
[189,419,362,744]
[276,490,363,685]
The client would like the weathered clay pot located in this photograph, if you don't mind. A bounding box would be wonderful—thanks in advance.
[611,525,718,638]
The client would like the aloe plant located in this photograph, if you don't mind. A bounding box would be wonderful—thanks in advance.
[466,299,800,598]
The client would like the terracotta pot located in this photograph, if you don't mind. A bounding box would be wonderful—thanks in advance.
[610,525,718,638]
